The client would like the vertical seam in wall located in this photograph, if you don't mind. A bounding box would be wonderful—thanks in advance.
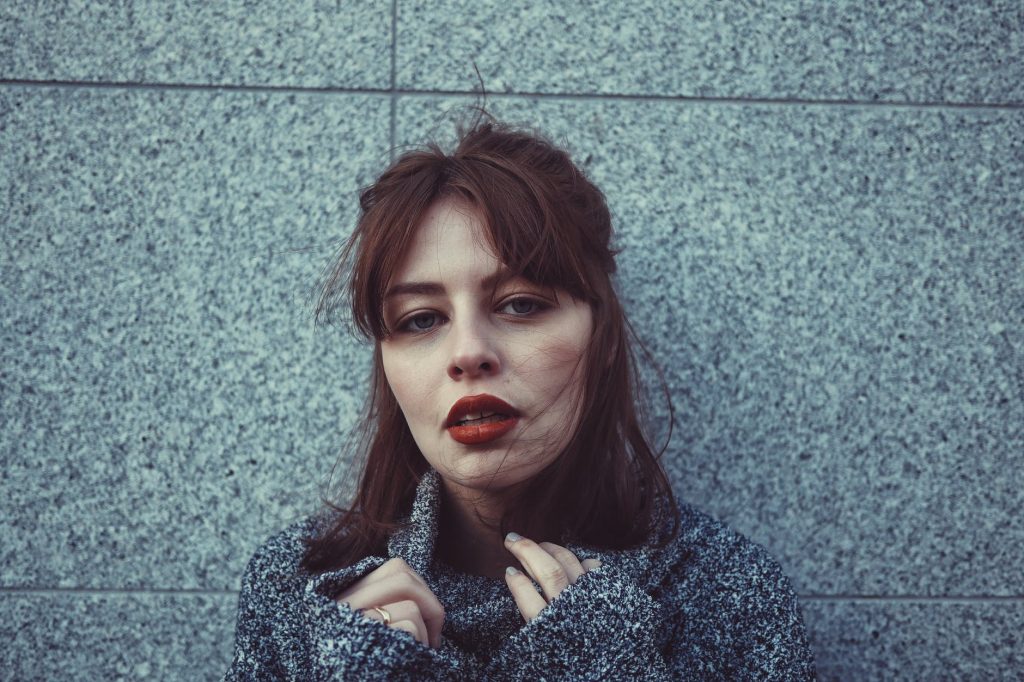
[389,0,398,161]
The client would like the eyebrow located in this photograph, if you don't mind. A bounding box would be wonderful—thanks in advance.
[384,270,516,301]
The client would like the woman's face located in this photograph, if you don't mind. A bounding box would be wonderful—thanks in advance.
[380,197,593,501]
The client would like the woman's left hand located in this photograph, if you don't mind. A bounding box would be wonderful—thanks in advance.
[502,532,602,622]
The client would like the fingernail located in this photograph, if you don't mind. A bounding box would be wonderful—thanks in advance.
[505,566,520,576]
[505,531,522,544]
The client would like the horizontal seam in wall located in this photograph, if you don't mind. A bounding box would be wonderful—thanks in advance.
[802,595,1024,603]
[0,588,236,596]
[0,79,1021,112]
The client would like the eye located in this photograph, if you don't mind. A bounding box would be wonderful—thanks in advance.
[397,311,444,334]
[499,296,547,316]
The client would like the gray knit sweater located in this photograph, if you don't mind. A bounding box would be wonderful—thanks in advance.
[224,469,816,680]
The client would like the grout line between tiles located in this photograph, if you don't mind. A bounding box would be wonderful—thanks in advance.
[1,587,237,596]
[389,0,398,160]
[801,595,1024,603]
[1,79,1020,112]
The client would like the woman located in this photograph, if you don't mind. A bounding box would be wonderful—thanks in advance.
[224,115,817,680]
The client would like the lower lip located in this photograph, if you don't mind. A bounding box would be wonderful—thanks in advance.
[447,416,519,445]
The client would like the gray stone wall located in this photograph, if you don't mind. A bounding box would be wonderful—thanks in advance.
[2,2,1021,679]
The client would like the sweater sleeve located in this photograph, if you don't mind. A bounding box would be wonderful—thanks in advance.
[223,526,462,681]
[481,566,674,681]
[481,525,816,680]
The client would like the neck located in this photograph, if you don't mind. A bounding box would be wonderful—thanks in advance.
[435,484,518,580]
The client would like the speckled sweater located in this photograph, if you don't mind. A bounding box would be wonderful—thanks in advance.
[224,469,816,680]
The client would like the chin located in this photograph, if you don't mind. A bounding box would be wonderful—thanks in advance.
[416,427,569,494]
[433,449,542,495]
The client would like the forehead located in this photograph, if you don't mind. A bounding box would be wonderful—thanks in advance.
[390,197,503,284]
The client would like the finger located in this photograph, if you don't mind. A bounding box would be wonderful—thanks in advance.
[386,601,430,649]
[389,619,422,645]
[358,600,424,641]
[504,533,570,601]
[504,566,547,622]
[360,601,430,648]
[378,558,431,589]
[539,542,585,584]
[342,572,445,649]
[581,558,603,572]
[344,570,441,617]
[340,557,428,595]
[352,592,443,651]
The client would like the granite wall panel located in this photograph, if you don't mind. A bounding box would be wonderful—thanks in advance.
[1,87,386,591]
[397,0,1024,104]
[804,600,1024,680]
[1,1,392,88]
[1,592,236,681]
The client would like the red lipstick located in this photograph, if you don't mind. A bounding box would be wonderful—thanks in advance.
[446,394,520,445]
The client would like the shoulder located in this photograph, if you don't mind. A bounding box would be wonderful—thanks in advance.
[227,516,330,676]
[657,500,800,612]
[669,501,789,584]
[238,515,326,596]
[641,495,788,584]
[652,501,815,678]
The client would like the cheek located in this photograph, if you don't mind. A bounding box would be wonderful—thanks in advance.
[381,352,428,419]
[525,308,592,382]
[518,336,589,394]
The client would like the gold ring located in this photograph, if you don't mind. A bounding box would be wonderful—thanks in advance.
[371,606,391,625]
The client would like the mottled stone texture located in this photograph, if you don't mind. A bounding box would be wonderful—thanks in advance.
[398,0,1024,104]
[804,600,1024,681]
[2,1,1022,680]
[1,592,237,681]
[1,88,386,593]
[0,1,392,87]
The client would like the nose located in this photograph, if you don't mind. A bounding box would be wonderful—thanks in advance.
[447,317,501,381]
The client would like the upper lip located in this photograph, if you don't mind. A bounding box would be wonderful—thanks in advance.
[445,394,519,427]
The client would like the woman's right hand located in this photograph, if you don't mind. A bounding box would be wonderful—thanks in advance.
[335,557,445,649]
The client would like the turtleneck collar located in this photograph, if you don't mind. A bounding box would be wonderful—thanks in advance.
[386,467,444,578]
[385,467,675,591]
[306,465,678,608]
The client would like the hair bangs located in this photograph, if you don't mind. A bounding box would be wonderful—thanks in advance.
[446,158,595,305]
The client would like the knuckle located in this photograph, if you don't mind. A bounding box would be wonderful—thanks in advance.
[540,565,569,586]
[423,596,444,619]
[396,568,415,583]
[395,599,419,617]
[394,571,418,590]
[542,543,575,562]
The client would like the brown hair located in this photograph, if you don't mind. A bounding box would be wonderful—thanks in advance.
[301,114,678,573]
